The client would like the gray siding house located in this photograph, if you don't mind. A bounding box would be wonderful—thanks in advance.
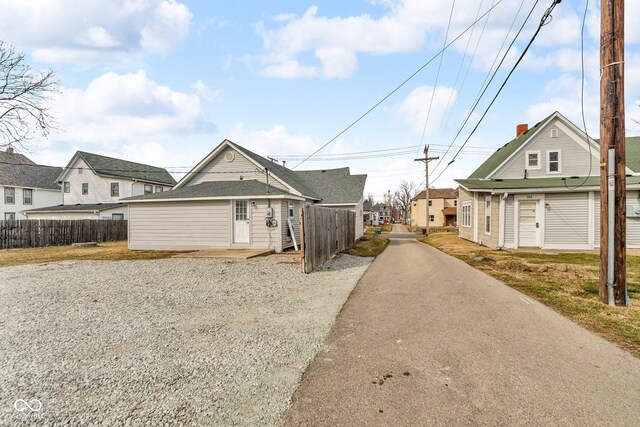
[125,139,366,252]
[0,148,62,220]
[455,111,640,250]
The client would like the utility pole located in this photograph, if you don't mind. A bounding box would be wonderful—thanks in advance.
[415,145,439,235]
[387,190,391,223]
[599,0,627,305]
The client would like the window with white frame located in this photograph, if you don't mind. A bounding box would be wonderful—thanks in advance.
[5,212,15,220]
[112,213,124,220]
[155,186,163,193]
[288,201,294,218]
[547,150,561,173]
[4,187,15,204]
[110,183,119,197]
[485,196,492,234]
[526,150,540,169]
[23,188,32,205]
[429,214,435,223]
[82,183,88,195]
[144,184,153,194]
[462,202,472,227]
[63,181,70,193]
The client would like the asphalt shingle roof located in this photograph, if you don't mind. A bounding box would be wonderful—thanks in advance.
[25,202,125,212]
[412,188,457,201]
[124,180,295,201]
[294,167,367,204]
[0,150,62,190]
[71,151,176,186]
[468,113,555,179]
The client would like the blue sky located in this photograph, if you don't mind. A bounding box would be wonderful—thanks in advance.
[2,0,639,200]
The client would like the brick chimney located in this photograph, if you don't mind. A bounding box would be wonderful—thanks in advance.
[516,124,528,137]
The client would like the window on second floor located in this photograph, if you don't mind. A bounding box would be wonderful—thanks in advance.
[429,214,435,223]
[23,189,33,205]
[526,150,540,169]
[428,200,432,207]
[155,186,163,193]
[454,200,458,207]
[110,183,119,197]
[63,182,70,193]
[82,183,89,195]
[547,150,561,173]
[4,187,15,204]
[144,184,153,194]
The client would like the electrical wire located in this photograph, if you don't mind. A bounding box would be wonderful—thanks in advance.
[430,0,534,178]
[563,0,593,191]
[290,0,505,170]
[417,0,456,154]
[431,0,564,185]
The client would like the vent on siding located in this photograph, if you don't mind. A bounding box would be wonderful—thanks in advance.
[550,129,558,138]
[224,151,235,162]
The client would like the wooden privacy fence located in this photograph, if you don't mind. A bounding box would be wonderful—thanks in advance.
[301,205,356,273]
[0,219,128,249]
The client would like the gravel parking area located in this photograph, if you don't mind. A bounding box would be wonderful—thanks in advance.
[0,254,371,426]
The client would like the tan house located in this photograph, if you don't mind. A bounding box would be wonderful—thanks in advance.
[455,111,640,250]
[411,188,457,228]
[124,139,367,252]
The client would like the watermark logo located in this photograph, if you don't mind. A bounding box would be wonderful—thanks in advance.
[13,399,42,413]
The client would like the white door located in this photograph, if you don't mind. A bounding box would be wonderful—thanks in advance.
[233,200,250,243]
[518,201,538,247]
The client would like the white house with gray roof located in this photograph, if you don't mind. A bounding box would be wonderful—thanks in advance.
[0,148,62,220]
[455,111,640,250]
[124,139,367,252]
[25,151,176,220]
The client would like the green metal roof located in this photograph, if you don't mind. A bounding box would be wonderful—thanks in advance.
[456,176,640,191]
[66,151,176,186]
[594,136,640,173]
[467,113,555,179]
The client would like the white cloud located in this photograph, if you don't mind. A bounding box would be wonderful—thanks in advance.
[396,85,457,134]
[191,80,223,102]
[0,0,192,64]
[229,123,319,156]
[52,70,215,145]
[254,0,586,79]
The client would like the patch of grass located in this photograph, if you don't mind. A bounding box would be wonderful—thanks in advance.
[0,241,186,268]
[365,224,393,233]
[345,232,390,257]
[422,232,640,358]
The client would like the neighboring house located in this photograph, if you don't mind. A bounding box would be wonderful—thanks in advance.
[25,151,176,220]
[363,200,375,226]
[411,188,457,228]
[0,147,62,220]
[455,111,640,250]
[124,139,367,252]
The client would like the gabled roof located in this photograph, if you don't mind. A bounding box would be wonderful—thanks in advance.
[412,188,457,201]
[124,180,300,202]
[0,150,61,190]
[294,167,367,204]
[59,151,176,186]
[363,200,373,211]
[25,202,125,213]
[468,112,556,179]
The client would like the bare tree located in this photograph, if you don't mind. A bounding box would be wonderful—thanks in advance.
[632,100,640,126]
[393,180,418,224]
[0,42,59,149]
[365,192,375,204]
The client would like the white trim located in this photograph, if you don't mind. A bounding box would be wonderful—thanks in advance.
[499,195,506,247]
[473,192,479,242]
[461,202,472,228]
[484,195,492,235]
[125,194,306,203]
[514,194,543,248]
[588,191,595,249]
[546,149,562,174]
[525,150,541,170]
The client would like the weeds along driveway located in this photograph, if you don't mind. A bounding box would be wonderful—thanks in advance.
[0,255,371,426]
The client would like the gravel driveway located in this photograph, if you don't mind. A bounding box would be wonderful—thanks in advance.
[0,254,371,426]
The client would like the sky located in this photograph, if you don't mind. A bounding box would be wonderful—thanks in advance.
[1,0,639,201]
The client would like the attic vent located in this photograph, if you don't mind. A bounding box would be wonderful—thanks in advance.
[78,167,83,174]
[225,151,235,162]
[550,128,558,138]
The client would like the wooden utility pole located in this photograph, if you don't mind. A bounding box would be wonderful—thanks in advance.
[599,0,627,305]
[415,146,439,235]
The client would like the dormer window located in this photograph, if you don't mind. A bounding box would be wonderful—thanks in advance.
[525,150,540,169]
[547,150,561,173]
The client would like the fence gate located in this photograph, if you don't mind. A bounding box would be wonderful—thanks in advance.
[300,205,356,273]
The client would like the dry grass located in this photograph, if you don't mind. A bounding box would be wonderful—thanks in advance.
[423,232,640,358]
[365,224,393,233]
[345,232,390,258]
[0,241,186,268]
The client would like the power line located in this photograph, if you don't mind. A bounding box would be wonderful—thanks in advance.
[290,0,505,170]
[431,0,564,185]
[431,0,533,178]
[417,0,456,154]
